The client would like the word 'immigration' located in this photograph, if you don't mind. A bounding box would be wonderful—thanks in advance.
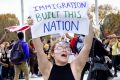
[33,1,87,11]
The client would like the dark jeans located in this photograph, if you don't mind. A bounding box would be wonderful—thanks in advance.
[112,55,118,75]
[0,75,3,80]
[8,66,14,80]
[0,66,3,80]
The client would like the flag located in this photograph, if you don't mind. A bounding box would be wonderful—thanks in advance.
[6,25,29,32]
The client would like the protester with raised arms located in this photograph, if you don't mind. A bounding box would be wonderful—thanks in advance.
[28,10,93,79]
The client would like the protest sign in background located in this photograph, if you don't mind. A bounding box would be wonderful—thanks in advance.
[29,0,89,38]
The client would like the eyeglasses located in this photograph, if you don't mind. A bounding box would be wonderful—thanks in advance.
[55,46,71,52]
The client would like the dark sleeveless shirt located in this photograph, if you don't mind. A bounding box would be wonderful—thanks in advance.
[48,63,75,80]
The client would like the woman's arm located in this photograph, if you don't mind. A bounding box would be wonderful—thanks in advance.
[28,17,53,77]
[32,38,52,76]
[72,20,94,71]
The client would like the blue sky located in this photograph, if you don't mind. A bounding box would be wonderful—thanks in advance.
[0,0,120,25]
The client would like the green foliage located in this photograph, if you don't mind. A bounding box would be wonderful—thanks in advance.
[91,4,112,20]
[90,4,120,38]
[103,12,120,36]
[0,13,20,41]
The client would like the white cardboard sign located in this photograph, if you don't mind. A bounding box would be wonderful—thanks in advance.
[29,0,89,38]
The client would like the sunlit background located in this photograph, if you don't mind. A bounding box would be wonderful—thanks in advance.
[0,0,120,25]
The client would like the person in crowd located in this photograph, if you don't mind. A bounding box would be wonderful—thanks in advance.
[65,33,79,54]
[87,38,113,80]
[0,44,7,80]
[117,39,120,55]
[117,40,120,70]
[28,39,38,78]
[43,39,51,55]
[28,12,93,80]
[109,34,120,77]
[0,29,8,79]
[13,32,29,80]
[0,42,10,80]
[5,41,15,80]
[102,39,112,69]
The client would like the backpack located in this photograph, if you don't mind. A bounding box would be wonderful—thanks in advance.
[74,34,85,53]
[10,42,25,65]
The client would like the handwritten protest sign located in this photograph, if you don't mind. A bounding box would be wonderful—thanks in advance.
[29,0,89,38]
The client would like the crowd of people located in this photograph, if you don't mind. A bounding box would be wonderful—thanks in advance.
[1,28,120,80]
[0,31,41,80]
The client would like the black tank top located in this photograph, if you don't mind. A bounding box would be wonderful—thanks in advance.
[48,63,75,80]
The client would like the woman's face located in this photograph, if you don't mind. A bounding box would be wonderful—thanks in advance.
[53,41,71,65]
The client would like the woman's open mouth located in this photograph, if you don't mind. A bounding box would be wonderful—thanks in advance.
[61,54,67,57]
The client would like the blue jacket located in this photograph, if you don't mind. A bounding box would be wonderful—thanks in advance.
[18,40,29,62]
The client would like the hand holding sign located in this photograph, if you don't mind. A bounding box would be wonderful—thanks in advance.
[30,1,94,80]
[27,16,33,26]
[87,8,93,22]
